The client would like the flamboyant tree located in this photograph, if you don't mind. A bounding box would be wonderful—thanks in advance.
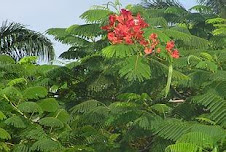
[0,0,225,152]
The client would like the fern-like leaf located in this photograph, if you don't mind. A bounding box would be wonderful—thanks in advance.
[5,115,26,128]
[119,55,151,82]
[176,132,214,149]
[102,44,136,58]
[151,104,172,114]
[7,78,27,87]
[153,119,191,141]
[66,24,103,38]
[80,8,113,23]
[191,93,226,125]
[12,144,30,152]
[25,127,47,140]
[23,86,48,100]
[31,139,61,152]
[0,111,6,120]
[52,109,70,124]
[0,128,11,140]
[70,100,103,114]
[165,143,202,152]
[39,117,64,128]
[38,98,59,112]
[0,55,15,64]
[18,102,42,114]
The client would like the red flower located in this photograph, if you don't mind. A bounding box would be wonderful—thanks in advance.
[136,13,149,28]
[172,49,179,58]
[144,47,153,55]
[116,15,125,23]
[102,9,179,59]
[165,41,179,58]
[166,41,175,52]
[115,23,129,37]
[140,39,149,46]
[124,35,133,44]
[109,15,116,25]
[107,32,117,42]
[102,9,149,46]
[157,48,161,53]
[108,32,114,39]
[101,25,111,31]
[149,33,158,40]
[121,9,132,17]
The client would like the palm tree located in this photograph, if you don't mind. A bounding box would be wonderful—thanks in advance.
[0,21,55,61]
[197,0,226,18]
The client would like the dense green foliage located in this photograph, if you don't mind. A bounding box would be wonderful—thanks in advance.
[0,0,226,151]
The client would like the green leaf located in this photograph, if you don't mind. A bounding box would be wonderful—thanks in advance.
[80,9,112,23]
[70,100,103,114]
[66,24,102,38]
[206,18,226,24]
[38,98,59,112]
[0,55,15,64]
[148,17,168,28]
[164,29,191,42]
[144,28,170,43]
[5,116,26,128]
[7,78,27,87]
[165,143,202,152]
[153,119,191,141]
[39,117,64,128]
[151,104,172,114]
[23,86,48,100]
[196,61,218,72]
[192,93,226,125]
[0,128,11,140]
[12,144,30,152]
[31,139,61,152]
[200,52,214,61]
[102,44,136,58]
[18,56,37,64]
[53,109,70,124]
[18,102,42,114]
[0,86,23,102]
[25,127,47,140]
[0,111,6,120]
[177,132,214,149]
[63,145,95,152]
[119,55,151,82]
[135,115,150,130]
[0,142,10,152]
[164,6,186,15]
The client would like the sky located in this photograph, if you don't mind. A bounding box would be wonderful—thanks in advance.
[0,0,197,58]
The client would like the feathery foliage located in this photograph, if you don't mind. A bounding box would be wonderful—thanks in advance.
[1,0,226,151]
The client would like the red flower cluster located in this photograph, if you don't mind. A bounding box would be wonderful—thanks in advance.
[102,9,149,45]
[166,41,179,58]
[102,9,179,59]
[144,33,160,54]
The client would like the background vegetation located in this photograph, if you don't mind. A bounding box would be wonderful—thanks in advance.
[0,0,225,151]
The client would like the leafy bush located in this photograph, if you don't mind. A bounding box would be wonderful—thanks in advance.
[0,0,226,152]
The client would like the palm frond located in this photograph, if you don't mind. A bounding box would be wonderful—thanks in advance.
[0,21,55,61]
